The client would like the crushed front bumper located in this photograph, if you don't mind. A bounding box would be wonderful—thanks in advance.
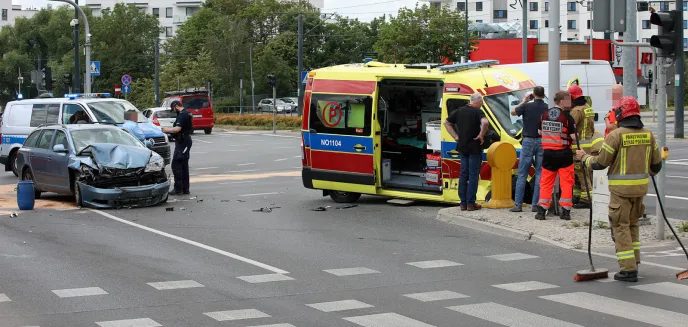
[78,180,170,209]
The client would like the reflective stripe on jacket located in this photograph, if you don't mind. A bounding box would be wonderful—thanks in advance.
[571,104,596,141]
[540,107,572,151]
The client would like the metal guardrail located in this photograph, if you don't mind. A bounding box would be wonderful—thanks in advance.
[215,106,299,116]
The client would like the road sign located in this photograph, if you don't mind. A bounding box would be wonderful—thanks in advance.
[301,71,308,84]
[122,85,131,94]
[114,84,121,95]
[90,61,100,76]
[121,74,132,86]
[592,0,627,32]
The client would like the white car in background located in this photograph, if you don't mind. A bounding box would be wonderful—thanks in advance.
[142,107,176,128]
[279,97,298,113]
[258,98,291,113]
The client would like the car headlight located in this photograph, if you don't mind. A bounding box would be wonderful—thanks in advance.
[145,152,165,172]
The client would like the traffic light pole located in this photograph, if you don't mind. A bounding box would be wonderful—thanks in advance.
[675,0,685,139]
[272,85,277,134]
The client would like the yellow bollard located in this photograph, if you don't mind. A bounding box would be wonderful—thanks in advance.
[483,142,517,209]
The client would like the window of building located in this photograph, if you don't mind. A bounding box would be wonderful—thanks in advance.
[457,2,466,11]
[152,8,159,17]
[476,2,483,11]
[659,2,669,11]
[587,20,591,29]
[684,2,687,11]
[545,20,549,28]
[430,2,441,9]
[165,7,172,18]
[545,2,549,11]
[530,2,538,11]
[684,20,687,29]
[1,9,7,21]
[568,20,577,29]
[684,38,687,49]
[530,20,538,29]
[165,27,173,37]
[494,10,507,19]
[476,19,483,23]
[642,20,651,29]
[642,38,650,43]
[186,7,199,16]
[567,2,576,11]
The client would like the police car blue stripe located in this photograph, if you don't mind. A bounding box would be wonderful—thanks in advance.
[2,135,28,145]
[308,133,373,154]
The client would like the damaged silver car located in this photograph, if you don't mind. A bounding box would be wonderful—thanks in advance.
[16,124,169,208]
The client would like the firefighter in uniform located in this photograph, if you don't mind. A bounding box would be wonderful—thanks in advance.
[535,91,577,221]
[576,96,662,282]
[568,85,604,208]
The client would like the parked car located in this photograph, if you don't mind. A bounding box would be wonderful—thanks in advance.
[279,97,298,112]
[17,124,169,209]
[161,87,214,134]
[258,98,291,113]
[0,94,171,177]
[142,107,176,128]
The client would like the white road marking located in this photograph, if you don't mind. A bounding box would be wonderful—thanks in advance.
[89,209,289,274]
[647,193,688,201]
[147,280,204,290]
[307,299,374,312]
[52,287,108,298]
[667,175,688,179]
[225,169,258,174]
[237,274,295,283]
[274,158,290,162]
[344,312,435,327]
[237,163,256,166]
[485,253,539,261]
[219,181,256,185]
[541,292,688,327]
[247,325,296,327]
[195,139,212,144]
[491,281,559,292]
[293,156,301,158]
[406,260,463,269]
[239,192,281,197]
[195,167,218,170]
[204,309,271,321]
[95,318,161,327]
[0,294,11,302]
[448,302,583,327]
[323,267,380,276]
[630,282,688,300]
[403,290,469,302]
[260,133,299,138]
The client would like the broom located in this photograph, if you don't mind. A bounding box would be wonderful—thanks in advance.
[651,175,688,280]
[573,136,609,281]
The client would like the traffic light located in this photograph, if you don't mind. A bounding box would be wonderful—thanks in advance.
[63,73,72,87]
[650,10,680,57]
[42,67,52,90]
[267,74,276,88]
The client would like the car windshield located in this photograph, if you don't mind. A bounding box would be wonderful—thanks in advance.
[87,101,146,124]
[281,98,295,104]
[483,88,533,137]
[71,128,144,153]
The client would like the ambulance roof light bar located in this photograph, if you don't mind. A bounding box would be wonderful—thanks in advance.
[436,60,500,73]
[64,93,111,99]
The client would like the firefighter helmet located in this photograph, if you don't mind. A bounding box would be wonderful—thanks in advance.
[567,84,584,100]
[615,96,641,122]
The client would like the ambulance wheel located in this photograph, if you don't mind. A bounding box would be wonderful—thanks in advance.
[329,191,361,203]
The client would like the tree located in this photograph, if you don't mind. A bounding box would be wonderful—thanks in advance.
[374,5,475,64]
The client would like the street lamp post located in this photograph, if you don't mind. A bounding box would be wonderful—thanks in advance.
[239,62,245,114]
[578,1,593,60]
[50,0,91,93]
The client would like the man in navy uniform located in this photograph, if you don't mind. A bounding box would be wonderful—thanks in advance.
[162,100,193,195]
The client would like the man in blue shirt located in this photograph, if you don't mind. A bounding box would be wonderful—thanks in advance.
[122,110,145,142]
[509,86,548,212]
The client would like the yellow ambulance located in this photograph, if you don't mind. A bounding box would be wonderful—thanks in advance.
[300,60,538,204]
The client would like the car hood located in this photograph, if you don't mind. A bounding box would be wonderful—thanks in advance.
[69,143,152,170]
[115,122,166,137]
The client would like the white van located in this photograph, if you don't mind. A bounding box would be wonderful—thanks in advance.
[499,60,617,132]
[0,94,171,176]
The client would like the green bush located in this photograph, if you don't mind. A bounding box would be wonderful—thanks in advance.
[215,114,301,129]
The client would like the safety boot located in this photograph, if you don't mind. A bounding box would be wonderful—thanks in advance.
[534,206,546,220]
[573,201,591,209]
[614,270,638,282]
[560,208,571,220]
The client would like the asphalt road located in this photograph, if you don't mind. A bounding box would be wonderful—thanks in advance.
[1,131,687,327]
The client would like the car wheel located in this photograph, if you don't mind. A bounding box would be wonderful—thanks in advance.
[21,168,41,199]
[73,178,82,207]
[9,150,18,177]
[329,191,361,203]
[204,128,212,135]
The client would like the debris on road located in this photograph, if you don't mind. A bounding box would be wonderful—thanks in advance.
[236,200,246,203]
[253,207,273,212]
[336,204,358,209]
[189,196,198,200]
[9,212,18,218]
[180,207,187,211]
[166,207,174,212]
[220,200,230,202]
[312,206,331,211]
[197,199,204,203]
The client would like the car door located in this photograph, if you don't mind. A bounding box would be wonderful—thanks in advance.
[46,130,71,192]
[30,129,55,191]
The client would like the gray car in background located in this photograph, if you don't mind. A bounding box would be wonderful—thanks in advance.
[17,124,169,209]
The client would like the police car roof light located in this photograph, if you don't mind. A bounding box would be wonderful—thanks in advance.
[64,93,112,99]
[436,60,500,73]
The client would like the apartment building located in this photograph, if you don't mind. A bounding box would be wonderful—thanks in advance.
[84,0,324,39]
[0,0,39,29]
[427,1,688,50]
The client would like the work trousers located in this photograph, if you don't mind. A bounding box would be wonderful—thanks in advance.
[573,161,593,202]
[609,193,644,271]
[537,164,574,210]
[172,138,192,193]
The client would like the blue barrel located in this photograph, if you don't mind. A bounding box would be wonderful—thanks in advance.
[17,181,35,210]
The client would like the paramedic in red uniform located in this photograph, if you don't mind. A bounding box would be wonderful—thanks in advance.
[444,93,489,211]
[535,91,577,221]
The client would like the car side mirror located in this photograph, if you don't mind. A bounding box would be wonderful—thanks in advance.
[144,140,153,148]
[53,144,68,153]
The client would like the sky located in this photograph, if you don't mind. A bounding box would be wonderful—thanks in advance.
[14,0,424,22]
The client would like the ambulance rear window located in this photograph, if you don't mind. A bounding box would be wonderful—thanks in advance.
[308,94,372,136]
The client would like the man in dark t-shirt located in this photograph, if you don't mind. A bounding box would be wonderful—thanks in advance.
[444,93,489,211]
[162,100,193,195]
